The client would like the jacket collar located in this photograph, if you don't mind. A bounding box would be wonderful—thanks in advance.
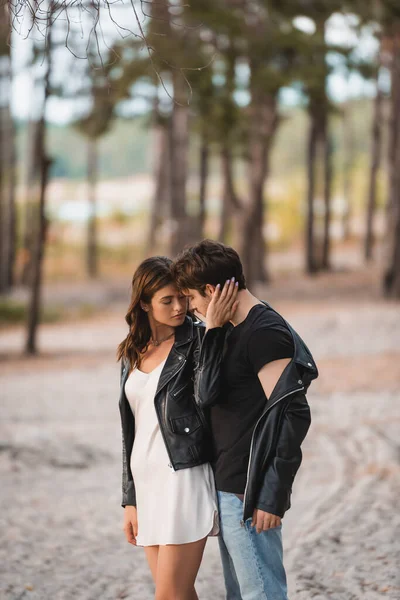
[174,315,195,347]
[154,317,195,396]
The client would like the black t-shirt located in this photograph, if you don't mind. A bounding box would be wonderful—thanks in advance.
[211,303,295,494]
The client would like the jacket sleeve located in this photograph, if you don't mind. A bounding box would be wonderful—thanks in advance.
[119,359,137,508]
[193,325,227,408]
[121,430,137,508]
[256,393,311,518]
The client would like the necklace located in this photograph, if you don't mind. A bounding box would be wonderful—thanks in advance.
[150,331,174,346]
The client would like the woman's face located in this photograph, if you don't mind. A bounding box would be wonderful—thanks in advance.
[145,284,188,327]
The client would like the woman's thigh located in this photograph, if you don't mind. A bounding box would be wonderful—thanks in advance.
[144,545,159,583]
[155,538,207,600]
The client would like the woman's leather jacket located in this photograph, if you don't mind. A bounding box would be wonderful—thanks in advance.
[119,316,225,507]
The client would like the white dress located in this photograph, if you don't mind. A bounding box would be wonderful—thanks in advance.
[124,358,219,546]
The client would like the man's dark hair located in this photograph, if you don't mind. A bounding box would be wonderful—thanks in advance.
[172,239,246,295]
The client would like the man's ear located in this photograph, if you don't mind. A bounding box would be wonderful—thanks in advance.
[205,284,216,297]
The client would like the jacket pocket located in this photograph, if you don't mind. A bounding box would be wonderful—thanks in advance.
[172,382,192,398]
[169,413,201,435]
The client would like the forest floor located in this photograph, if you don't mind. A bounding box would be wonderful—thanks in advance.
[1,259,400,600]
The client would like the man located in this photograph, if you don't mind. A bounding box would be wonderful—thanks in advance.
[172,239,318,600]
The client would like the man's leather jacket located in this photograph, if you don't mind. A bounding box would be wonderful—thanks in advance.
[119,315,225,507]
[194,301,318,522]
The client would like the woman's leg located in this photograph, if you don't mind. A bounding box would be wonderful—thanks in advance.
[154,537,207,600]
[144,546,159,583]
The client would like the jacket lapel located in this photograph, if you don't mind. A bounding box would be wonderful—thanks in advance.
[155,316,195,397]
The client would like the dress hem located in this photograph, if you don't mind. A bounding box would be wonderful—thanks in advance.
[136,509,219,547]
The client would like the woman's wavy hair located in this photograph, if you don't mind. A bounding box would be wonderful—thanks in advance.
[117,256,174,370]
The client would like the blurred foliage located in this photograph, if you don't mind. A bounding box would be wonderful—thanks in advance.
[0,298,63,325]
[15,97,378,182]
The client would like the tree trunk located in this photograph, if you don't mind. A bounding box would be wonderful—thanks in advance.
[0,3,7,293]
[0,107,16,291]
[306,103,330,273]
[87,138,98,278]
[342,101,353,240]
[21,119,40,285]
[219,146,241,243]
[197,133,208,240]
[0,2,16,292]
[169,70,190,257]
[0,107,5,293]
[25,16,53,355]
[238,91,278,286]
[306,116,318,274]
[383,38,400,298]
[6,113,17,287]
[321,123,333,270]
[147,123,170,252]
[365,80,383,262]
[26,139,51,354]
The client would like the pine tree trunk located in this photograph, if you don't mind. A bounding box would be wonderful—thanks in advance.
[21,119,40,285]
[26,137,51,354]
[365,81,383,262]
[0,2,6,293]
[219,146,241,243]
[383,39,400,298]
[322,123,333,270]
[238,91,277,286]
[0,3,16,292]
[147,123,170,252]
[87,138,97,278]
[197,134,208,240]
[0,108,5,293]
[6,114,16,287]
[25,15,53,355]
[342,101,353,240]
[169,71,190,257]
[306,116,318,274]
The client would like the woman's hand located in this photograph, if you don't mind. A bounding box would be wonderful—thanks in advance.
[206,277,239,330]
[123,505,138,546]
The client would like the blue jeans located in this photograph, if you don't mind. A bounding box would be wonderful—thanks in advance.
[217,491,288,600]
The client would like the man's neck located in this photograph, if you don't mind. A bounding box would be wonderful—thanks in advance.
[230,289,263,327]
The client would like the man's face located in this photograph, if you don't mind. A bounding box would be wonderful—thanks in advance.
[185,287,213,321]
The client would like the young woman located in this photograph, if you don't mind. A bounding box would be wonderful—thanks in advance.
[117,256,238,600]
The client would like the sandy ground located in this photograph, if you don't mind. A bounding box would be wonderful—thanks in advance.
[1,271,400,600]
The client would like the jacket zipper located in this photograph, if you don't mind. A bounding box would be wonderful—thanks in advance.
[240,384,305,525]
[155,357,187,471]
[173,383,187,397]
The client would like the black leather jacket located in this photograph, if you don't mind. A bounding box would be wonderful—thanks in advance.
[119,316,225,507]
[195,301,318,522]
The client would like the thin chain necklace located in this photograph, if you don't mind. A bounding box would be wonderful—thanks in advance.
[150,331,175,347]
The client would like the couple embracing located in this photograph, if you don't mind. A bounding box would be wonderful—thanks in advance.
[117,239,318,600]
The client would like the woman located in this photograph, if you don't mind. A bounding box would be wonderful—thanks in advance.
[117,256,238,600]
